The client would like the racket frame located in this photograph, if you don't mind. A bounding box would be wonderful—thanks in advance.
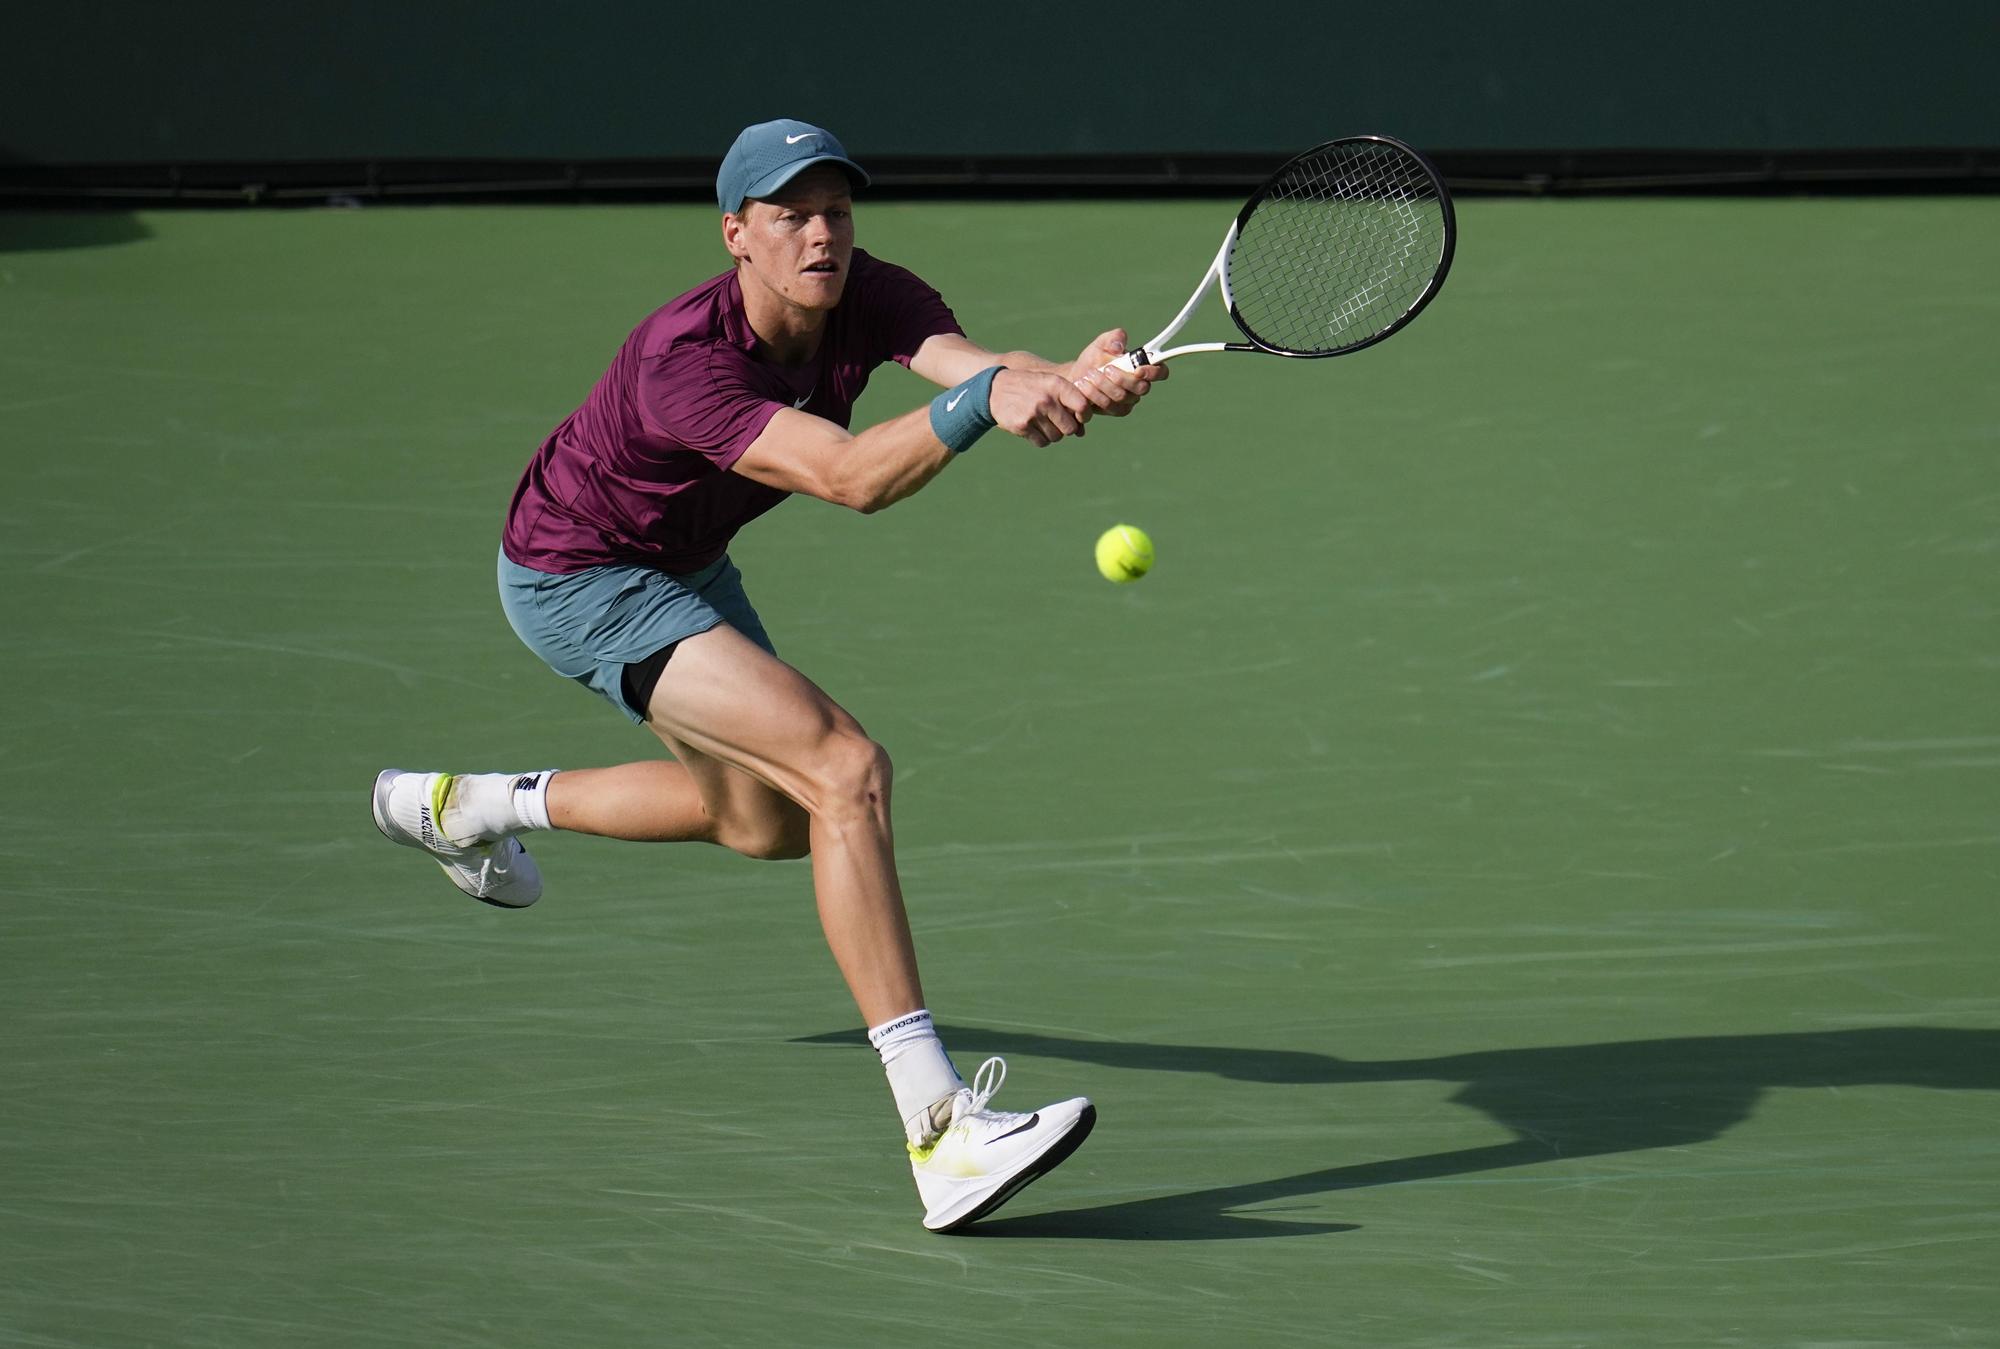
[1112,135,1455,371]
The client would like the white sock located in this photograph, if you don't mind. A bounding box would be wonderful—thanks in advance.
[442,770,557,844]
[867,1009,965,1145]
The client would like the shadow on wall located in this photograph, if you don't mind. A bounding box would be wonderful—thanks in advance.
[0,147,153,253]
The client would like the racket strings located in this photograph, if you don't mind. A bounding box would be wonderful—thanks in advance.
[1228,142,1447,355]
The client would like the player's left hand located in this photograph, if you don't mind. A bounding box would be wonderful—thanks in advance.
[1068,328,1169,418]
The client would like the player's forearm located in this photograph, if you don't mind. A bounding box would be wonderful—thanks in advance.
[834,407,957,514]
[739,368,1051,512]
[734,397,978,514]
[990,349,1067,376]
[912,333,1068,386]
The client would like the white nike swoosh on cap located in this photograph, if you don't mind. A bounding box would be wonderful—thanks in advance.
[784,132,817,144]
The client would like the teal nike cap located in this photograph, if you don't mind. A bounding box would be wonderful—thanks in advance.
[716,119,870,213]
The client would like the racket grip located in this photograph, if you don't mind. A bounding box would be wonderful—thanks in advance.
[1106,349,1147,373]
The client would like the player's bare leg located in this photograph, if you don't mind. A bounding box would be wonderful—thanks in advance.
[637,624,1097,1231]
[544,755,809,857]
[542,761,710,842]
[639,624,923,1026]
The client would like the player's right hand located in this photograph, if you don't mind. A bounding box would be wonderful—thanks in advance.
[990,369,1095,448]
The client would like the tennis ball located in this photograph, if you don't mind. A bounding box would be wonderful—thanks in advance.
[1095,523,1154,583]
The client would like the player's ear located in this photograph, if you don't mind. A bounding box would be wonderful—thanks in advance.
[721,209,749,261]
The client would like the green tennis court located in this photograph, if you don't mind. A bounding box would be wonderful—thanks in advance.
[5,197,1997,1345]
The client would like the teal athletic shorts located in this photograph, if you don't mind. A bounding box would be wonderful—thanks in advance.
[497,549,776,725]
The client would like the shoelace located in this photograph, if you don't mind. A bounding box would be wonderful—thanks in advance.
[463,839,517,892]
[909,1056,1008,1162]
[957,1056,1006,1121]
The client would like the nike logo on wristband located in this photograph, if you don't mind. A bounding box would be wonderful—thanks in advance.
[945,390,967,412]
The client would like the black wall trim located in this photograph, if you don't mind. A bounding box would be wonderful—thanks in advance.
[4,149,1996,207]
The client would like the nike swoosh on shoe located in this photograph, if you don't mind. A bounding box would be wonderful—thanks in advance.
[989,1113,1040,1143]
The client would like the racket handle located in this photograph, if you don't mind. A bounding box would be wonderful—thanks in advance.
[1106,349,1148,373]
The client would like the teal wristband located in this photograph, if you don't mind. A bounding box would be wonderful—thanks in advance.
[929,365,1002,453]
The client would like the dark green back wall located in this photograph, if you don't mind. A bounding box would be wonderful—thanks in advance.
[6,1,1994,163]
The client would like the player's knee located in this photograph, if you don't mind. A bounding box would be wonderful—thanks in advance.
[813,733,893,824]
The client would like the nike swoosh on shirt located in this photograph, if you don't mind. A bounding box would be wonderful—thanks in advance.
[988,1113,1041,1143]
[784,133,817,144]
[793,393,811,408]
[945,390,966,412]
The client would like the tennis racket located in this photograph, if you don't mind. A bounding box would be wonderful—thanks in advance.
[1111,135,1455,370]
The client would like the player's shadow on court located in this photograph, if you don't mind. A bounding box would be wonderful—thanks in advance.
[796,1025,1999,1240]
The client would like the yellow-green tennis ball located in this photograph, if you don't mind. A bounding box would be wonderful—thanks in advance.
[1095,524,1155,583]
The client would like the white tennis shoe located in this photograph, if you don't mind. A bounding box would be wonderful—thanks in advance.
[909,1057,1096,1233]
[370,769,542,908]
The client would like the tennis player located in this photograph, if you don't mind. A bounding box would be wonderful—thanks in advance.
[371,119,1167,1232]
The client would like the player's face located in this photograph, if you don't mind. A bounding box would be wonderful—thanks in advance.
[726,166,856,314]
